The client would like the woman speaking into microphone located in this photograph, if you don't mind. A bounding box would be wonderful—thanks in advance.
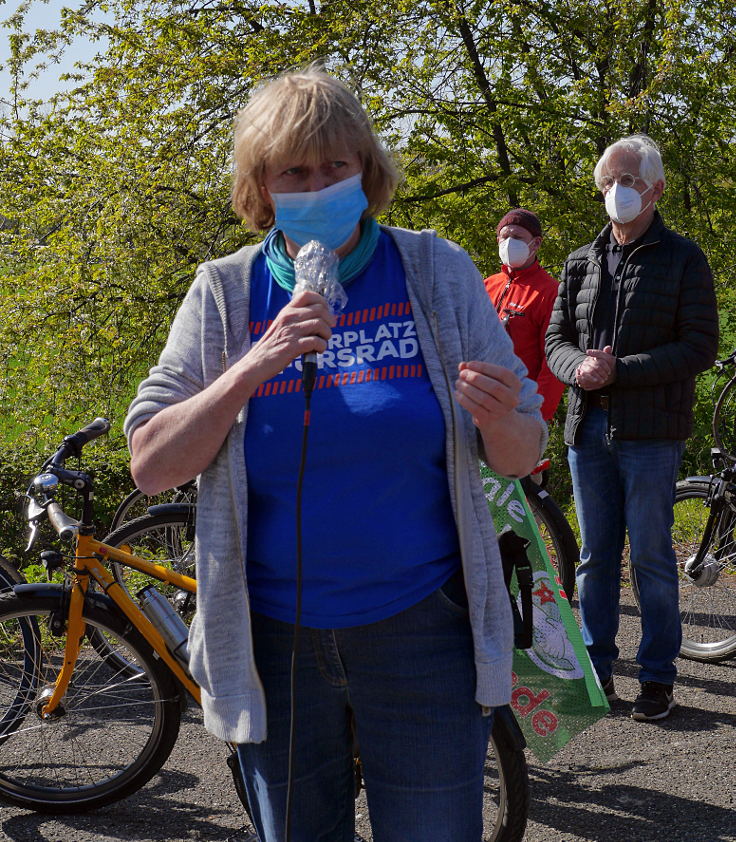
[124,67,545,841]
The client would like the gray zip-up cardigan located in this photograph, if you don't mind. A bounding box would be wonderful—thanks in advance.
[124,225,545,744]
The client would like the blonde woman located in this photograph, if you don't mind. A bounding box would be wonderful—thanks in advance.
[125,68,545,841]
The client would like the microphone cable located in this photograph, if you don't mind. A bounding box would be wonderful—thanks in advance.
[284,356,316,841]
[283,240,341,839]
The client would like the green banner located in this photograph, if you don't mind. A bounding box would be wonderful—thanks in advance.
[481,466,609,762]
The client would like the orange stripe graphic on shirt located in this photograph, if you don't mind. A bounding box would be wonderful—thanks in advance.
[249,319,276,336]
[253,364,425,396]
[253,365,424,396]
[250,303,413,338]
[250,299,420,398]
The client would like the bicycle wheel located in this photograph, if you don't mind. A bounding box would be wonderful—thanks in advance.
[89,512,196,675]
[0,557,23,593]
[524,487,578,602]
[109,483,197,532]
[0,590,182,812]
[484,709,529,842]
[104,511,196,618]
[0,561,29,742]
[0,595,39,744]
[712,375,736,461]
[631,480,736,662]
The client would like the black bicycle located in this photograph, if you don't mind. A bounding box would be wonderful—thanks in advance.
[630,353,736,662]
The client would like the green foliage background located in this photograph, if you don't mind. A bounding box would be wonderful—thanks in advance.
[0,0,734,553]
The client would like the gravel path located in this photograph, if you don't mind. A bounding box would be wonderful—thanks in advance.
[1,590,734,842]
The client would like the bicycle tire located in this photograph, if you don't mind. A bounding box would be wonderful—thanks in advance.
[0,590,182,812]
[630,479,736,662]
[109,483,197,532]
[0,557,23,592]
[105,511,196,616]
[0,596,39,744]
[0,561,30,742]
[712,375,736,462]
[89,512,196,675]
[524,486,578,603]
[485,710,529,842]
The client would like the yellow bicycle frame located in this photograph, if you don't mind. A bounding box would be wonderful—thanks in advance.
[41,532,200,717]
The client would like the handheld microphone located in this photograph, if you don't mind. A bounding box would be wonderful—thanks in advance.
[301,352,318,396]
[293,241,347,397]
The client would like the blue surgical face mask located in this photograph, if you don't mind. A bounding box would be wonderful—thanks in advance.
[271,173,369,251]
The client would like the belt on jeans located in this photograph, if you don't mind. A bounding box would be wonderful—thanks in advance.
[588,393,609,410]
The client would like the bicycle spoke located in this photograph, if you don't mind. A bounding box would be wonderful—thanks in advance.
[671,483,736,660]
[0,595,180,810]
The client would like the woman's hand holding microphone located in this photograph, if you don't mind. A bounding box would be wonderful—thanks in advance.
[245,290,336,387]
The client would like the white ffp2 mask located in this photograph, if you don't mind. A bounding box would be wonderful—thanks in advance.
[605,181,653,224]
[498,237,530,268]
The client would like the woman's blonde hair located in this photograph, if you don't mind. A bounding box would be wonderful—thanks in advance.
[231,68,400,230]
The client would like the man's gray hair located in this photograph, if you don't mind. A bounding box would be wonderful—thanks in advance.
[594,134,666,189]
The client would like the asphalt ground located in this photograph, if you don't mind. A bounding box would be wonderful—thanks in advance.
[1,588,734,842]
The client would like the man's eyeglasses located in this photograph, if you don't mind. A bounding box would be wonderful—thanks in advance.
[600,173,639,191]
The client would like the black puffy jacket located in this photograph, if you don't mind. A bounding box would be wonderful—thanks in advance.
[545,212,719,445]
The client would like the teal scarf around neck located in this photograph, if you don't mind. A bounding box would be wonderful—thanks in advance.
[263,218,380,293]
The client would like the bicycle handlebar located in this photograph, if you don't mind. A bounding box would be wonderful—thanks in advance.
[715,351,736,370]
[29,419,111,539]
[48,417,111,467]
[46,501,80,540]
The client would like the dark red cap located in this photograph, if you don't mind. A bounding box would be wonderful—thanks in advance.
[496,208,542,239]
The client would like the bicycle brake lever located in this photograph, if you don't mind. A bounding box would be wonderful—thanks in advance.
[26,521,40,552]
[25,494,47,552]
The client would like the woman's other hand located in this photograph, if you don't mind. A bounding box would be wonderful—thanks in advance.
[455,361,543,478]
[455,361,521,425]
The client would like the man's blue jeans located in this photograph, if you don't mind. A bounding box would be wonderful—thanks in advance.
[568,407,684,686]
[236,577,493,842]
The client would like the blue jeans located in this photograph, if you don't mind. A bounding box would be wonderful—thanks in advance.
[568,407,684,685]
[236,576,493,842]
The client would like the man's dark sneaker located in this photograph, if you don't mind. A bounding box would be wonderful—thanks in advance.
[631,681,675,721]
[601,676,619,703]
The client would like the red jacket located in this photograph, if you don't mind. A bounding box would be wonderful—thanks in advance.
[484,260,565,421]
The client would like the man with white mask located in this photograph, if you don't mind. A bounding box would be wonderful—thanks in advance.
[546,134,719,721]
[484,209,565,422]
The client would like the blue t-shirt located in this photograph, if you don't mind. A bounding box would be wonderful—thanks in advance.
[245,232,460,627]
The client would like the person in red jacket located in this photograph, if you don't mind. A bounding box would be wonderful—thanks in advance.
[484,209,564,422]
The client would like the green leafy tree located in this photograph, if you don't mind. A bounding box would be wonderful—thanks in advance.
[0,0,734,496]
